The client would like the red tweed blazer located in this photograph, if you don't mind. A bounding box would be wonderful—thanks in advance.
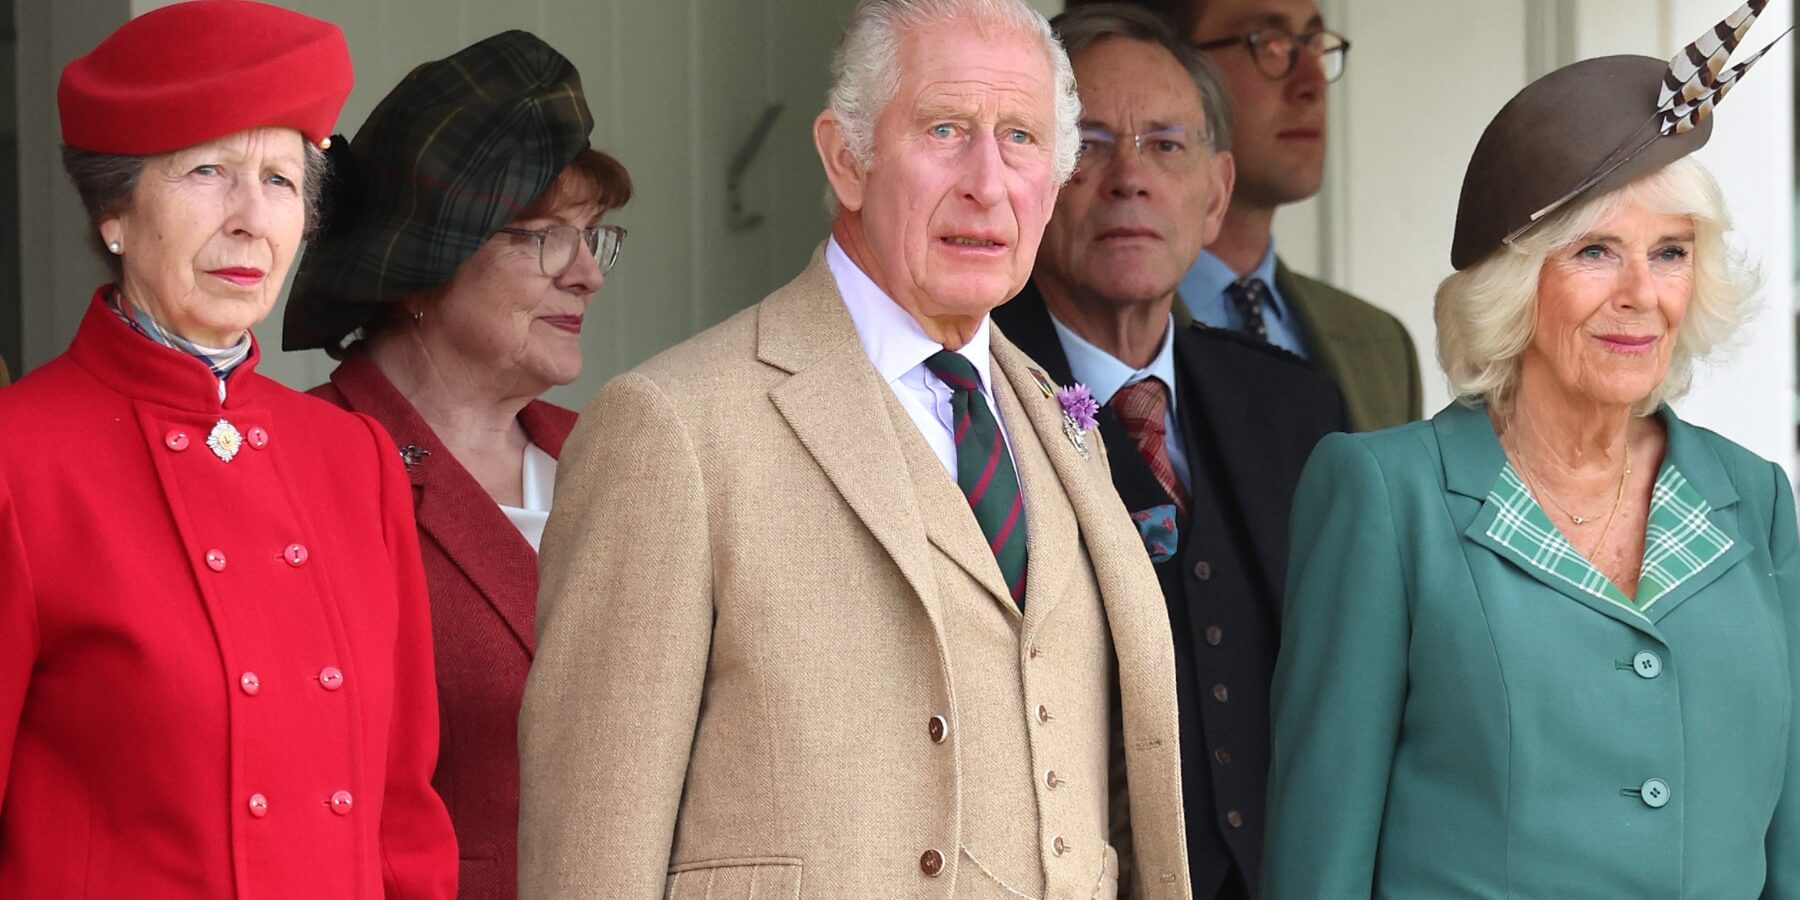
[311,349,574,900]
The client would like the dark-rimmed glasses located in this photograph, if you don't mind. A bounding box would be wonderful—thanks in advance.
[495,223,627,277]
[1193,27,1350,83]
[1076,126,1211,175]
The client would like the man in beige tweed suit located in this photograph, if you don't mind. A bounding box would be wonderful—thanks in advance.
[518,1,1191,897]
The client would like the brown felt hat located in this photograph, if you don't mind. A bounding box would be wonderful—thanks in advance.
[1450,54,1712,271]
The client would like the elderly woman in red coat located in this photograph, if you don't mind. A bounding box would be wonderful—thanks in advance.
[0,3,458,897]
[281,31,631,899]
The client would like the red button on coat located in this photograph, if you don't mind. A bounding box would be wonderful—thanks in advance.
[164,430,190,451]
[239,672,260,695]
[246,426,268,450]
[204,549,227,572]
[329,790,353,815]
[283,543,308,567]
[319,667,344,691]
[247,793,268,818]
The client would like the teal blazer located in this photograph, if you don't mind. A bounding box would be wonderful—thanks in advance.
[1266,402,1799,898]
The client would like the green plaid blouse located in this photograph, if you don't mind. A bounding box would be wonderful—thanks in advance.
[1485,462,1736,621]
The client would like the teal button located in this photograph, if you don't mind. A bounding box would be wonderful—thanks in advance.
[1633,651,1663,679]
[1641,778,1671,809]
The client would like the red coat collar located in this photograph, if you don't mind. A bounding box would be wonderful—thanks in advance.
[325,349,576,484]
[67,285,267,412]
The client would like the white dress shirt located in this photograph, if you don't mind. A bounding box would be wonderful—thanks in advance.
[498,441,557,551]
[825,237,1016,480]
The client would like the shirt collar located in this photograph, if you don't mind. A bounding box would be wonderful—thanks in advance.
[825,236,995,394]
[1182,241,1288,322]
[1046,309,1178,413]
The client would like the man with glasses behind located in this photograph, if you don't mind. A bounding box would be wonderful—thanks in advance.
[995,6,1347,897]
[1071,0,1421,432]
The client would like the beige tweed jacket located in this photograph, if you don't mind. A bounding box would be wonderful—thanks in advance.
[518,251,1191,899]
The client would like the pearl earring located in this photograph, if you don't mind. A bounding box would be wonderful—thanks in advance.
[107,241,121,255]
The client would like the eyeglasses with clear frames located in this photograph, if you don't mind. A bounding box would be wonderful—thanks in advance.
[1075,125,1211,176]
[495,223,627,278]
[1193,27,1351,83]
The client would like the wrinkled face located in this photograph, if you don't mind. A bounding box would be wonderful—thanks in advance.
[104,127,307,345]
[1037,36,1232,308]
[1191,0,1328,209]
[1525,200,1694,408]
[854,21,1062,320]
[421,193,609,395]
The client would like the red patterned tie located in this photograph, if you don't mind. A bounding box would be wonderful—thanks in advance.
[1110,378,1190,517]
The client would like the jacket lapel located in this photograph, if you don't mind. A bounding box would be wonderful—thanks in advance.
[884,387,1019,616]
[1274,259,1346,381]
[1635,409,1748,622]
[326,351,542,654]
[761,250,944,622]
[994,360,1079,632]
[1171,323,1288,597]
[1438,402,1668,639]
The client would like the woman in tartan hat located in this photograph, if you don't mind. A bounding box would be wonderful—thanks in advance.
[1263,4,1797,896]
[283,29,631,900]
[0,1,458,896]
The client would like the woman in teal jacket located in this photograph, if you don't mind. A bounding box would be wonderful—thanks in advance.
[1264,10,1798,899]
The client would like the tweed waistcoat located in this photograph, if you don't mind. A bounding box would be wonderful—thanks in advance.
[885,371,1117,899]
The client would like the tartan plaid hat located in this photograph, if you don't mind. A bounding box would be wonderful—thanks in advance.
[283,30,593,351]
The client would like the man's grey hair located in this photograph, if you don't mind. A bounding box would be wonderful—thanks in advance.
[827,0,1082,186]
[1051,3,1234,152]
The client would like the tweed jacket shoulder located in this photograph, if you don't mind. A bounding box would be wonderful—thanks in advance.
[1275,258,1422,432]
[517,251,1191,899]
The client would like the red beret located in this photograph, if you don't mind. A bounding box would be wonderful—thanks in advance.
[58,0,353,155]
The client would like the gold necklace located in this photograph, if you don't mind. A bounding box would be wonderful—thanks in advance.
[1510,439,1631,555]
[1583,442,1631,559]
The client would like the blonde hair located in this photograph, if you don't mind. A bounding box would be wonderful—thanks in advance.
[1434,156,1758,417]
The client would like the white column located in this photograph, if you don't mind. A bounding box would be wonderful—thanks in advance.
[1663,0,1796,481]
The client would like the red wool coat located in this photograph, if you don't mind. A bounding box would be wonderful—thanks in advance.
[310,349,574,900]
[0,290,458,898]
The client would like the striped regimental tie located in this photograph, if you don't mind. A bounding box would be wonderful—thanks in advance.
[924,350,1029,608]
[1110,377,1191,518]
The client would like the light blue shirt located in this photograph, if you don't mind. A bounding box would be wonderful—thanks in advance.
[1178,244,1309,358]
[1048,311,1191,494]
[824,237,1015,481]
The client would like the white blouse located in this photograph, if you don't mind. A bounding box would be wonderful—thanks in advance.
[498,442,558,551]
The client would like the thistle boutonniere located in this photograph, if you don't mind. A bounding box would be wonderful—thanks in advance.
[1056,383,1099,459]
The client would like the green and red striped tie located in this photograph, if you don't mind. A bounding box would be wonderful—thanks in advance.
[925,350,1029,607]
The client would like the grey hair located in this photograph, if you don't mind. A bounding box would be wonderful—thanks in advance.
[61,141,329,283]
[828,0,1082,186]
[1434,156,1758,418]
[1051,2,1234,152]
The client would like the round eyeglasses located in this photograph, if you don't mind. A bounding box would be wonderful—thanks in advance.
[1193,27,1351,83]
[495,223,627,278]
